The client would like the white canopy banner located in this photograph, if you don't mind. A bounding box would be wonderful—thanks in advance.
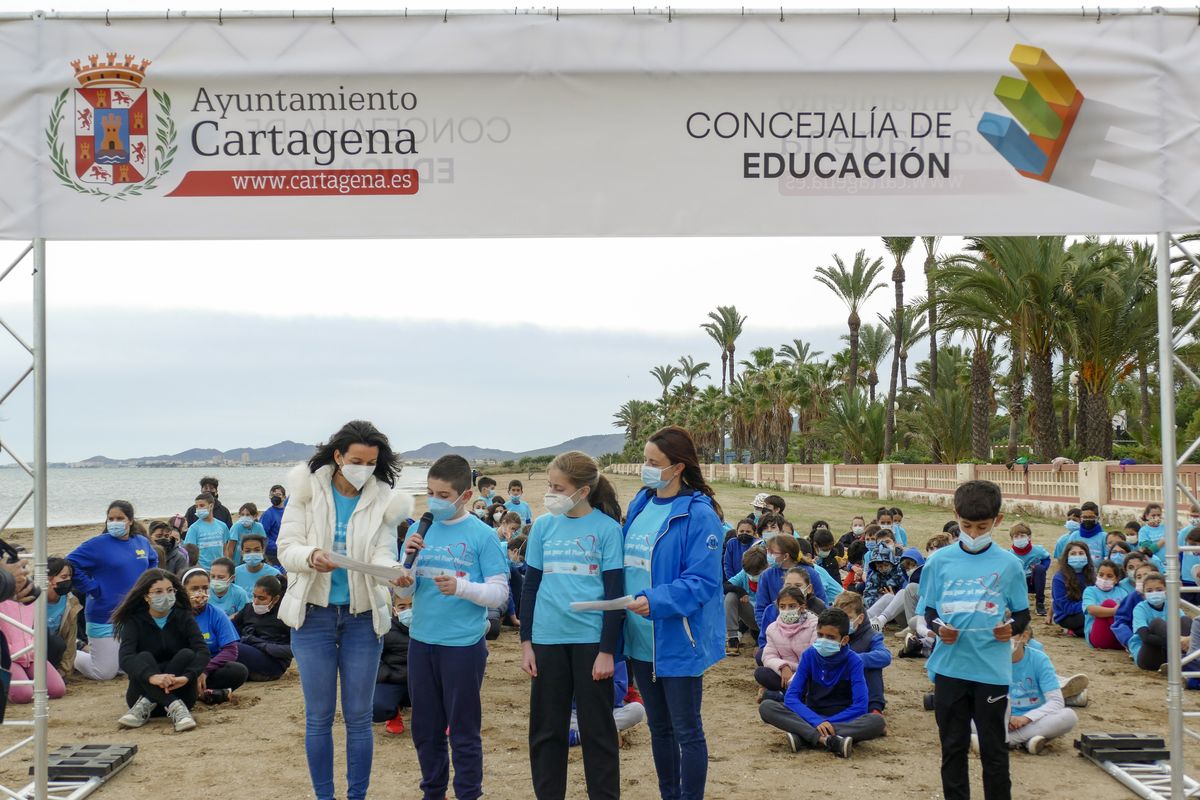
[0,10,1197,239]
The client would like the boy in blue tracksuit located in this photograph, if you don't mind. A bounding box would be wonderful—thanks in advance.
[834,591,892,713]
[919,480,1030,800]
[1111,562,1153,647]
[723,519,757,579]
[259,484,288,562]
[758,607,886,758]
[623,454,724,800]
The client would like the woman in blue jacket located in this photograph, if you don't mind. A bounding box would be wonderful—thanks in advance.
[624,426,724,800]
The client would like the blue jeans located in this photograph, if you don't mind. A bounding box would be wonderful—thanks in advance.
[628,659,707,800]
[291,605,384,800]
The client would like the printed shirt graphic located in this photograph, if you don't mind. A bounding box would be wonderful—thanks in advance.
[183,519,232,570]
[525,509,623,645]
[623,498,673,662]
[1009,646,1059,715]
[919,544,1029,687]
[329,486,361,607]
[405,514,509,647]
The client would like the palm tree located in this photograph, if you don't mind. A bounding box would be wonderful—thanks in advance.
[881,237,914,456]
[879,305,928,393]
[612,400,658,449]
[814,250,887,399]
[847,323,892,403]
[649,364,682,406]
[776,338,823,367]
[738,346,776,374]
[677,355,711,394]
[921,236,941,394]
[701,305,747,393]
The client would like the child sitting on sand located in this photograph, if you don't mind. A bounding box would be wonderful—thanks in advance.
[726,546,767,656]
[206,558,249,618]
[755,587,818,700]
[975,627,1077,755]
[1082,559,1128,650]
[1130,571,1193,671]
[832,591,891,714]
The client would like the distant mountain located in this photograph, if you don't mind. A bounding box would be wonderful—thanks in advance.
[76,440,317,466]
[400,433,626,462]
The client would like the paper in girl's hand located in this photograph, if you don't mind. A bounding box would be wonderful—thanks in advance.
[326,552,406,582]
[569,596,635,613]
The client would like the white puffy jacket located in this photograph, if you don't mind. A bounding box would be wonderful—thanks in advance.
[277,462,414,636]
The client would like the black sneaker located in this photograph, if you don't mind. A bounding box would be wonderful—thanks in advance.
[201,689,231,706]
[897,634,923,659]
[1035,603,1047,617]
[923,691,935,712]
[826,734,852,758]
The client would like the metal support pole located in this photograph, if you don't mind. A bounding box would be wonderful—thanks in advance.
[31,240,47,800]
[1156,231,1183,800]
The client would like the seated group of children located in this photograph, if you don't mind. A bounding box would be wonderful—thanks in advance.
[723,494,1092,759]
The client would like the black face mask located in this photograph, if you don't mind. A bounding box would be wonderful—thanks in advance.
[53,579,72,595]
[155,537,177,552]
[1081,519,1099,531]
[737,533,754,545]
[270,495,284,507]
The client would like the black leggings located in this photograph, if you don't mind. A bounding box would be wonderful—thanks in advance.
[124,649,201,713]
[206,661,249,692]
[1056,613,1085,636]
[1136,616,1194,671]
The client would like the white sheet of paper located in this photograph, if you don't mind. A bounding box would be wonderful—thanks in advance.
[326,552,405,582]
[569,596,634,613]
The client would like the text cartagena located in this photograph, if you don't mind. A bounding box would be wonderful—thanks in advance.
[190,87,419,166]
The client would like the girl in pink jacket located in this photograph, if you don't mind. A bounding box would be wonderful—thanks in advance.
[0,598,67,704]
[754,586,818,700]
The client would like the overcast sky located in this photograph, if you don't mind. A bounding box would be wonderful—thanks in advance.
[0,0,1175,461]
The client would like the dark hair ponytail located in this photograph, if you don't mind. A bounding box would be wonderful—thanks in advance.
[550,451,623,522]
[309,419,402,487]
[646,425,723,520]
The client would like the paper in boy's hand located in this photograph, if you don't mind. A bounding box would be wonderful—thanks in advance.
[326,552,406,582]
[569,596,635,613]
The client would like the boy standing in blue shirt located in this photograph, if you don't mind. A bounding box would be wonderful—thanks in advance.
[259,485,287,564]
[398,455,510,800]
[505,480,533,524]
[184,493,232,570]
[919,480,1031,800]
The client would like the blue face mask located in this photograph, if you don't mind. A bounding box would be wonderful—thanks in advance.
[1064,520,1081,532]
[641,464,672,490]
[243,553,264,567]
[428,494,462,522]
[765,553,778,567]
[959,532,992,553]
[865,540,877,551]
[1146,591,1166,609]
[1110,552,1127,566]
[509,495,521,504]
[1067,554,1088,571]
[106,521,127,538]
[195,508,210,520]
[812,638,842,658]
[396,608,414,627]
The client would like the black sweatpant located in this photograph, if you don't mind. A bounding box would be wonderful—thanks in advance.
[206,661,249,692]
[1056,612,1085,636]
[1136,616,1194,671]
[124,649,201,713]
[934,673,1010,800]
[46,632,66,671]
[529,643,619,800]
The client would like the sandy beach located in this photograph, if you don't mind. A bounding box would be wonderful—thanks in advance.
[0,470,1193,798]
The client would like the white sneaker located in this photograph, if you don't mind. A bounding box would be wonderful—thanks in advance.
[1027,735,1048,755]
[166,700,197,733]
[1064,688,1088,708]
[117,696,154,729]
[1059,673,1089,698]
[969,733,980,755]
[870,617,885,633]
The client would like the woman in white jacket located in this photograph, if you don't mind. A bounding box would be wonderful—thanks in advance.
[278,420,412,800]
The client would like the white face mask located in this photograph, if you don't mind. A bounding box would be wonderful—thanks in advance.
[493,510,504,522]
[340,462,375,490]
[852,525,864,535]
[543,488,583,517]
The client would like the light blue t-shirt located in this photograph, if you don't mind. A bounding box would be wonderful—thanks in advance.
[46,595,67,632]
[1129,599,1166,663]
[228,519,267,564]
[234,562,282,595]
[1009,645,1059,715]
[405,513,510,647]
[194,602,240,656]
[919,542,1029,687]
[1082,583,1130,641]
[153,612,171,629]
[1067,530,1107,565]
[525,509,624,645]
[1139,524,1166,553]
[208,583,249,617]
[1183,548,1200,585]
[1178,522,1199,548]
[623,497,673,662]
[1010,544,1051,576]
[184,518,233,570]
[1052,531,1073,560]
[330,486,361,607]
[506,498,533,524]
[891,524,908,547]
[86,622,114,639]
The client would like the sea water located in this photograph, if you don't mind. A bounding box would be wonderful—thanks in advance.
[0,465,430,528]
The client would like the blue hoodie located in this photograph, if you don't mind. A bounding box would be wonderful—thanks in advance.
[783,644,868,726]
[724,535,756,580]
[1110,588,1143,646]
[68,532,158,627]
[755,563,829,630]
[623,487,725,678]
[1051,568,1087,623]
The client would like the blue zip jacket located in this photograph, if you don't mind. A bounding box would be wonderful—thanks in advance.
[1111,589,1143,646]
[754,563,828,630]
[724,536,756,580]
[260,500,287,552]
[623,487,724,678]
[1051,570,1085,623]
[67,532,158,626]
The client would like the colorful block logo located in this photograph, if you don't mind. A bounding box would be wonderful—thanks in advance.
[977,45,1084,182]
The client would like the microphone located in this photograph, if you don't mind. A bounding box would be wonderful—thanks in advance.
[404,512,434,569]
